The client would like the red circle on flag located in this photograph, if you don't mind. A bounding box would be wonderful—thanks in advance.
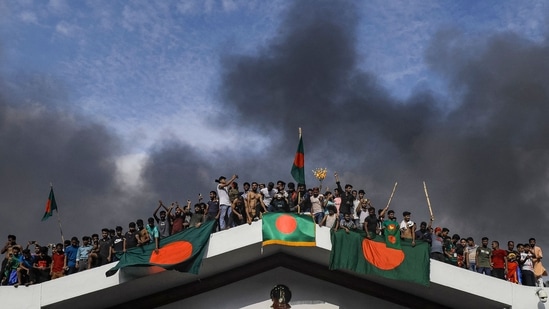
[149,241,193,265]
[275,214,297,234]
[361,238,405,270]
[293,154,304,168]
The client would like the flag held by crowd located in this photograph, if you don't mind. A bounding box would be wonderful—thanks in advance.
[329,230,430,286]
[262,213,315,247]
[41,187,58,221]
[106,220,215,277]
[290,130,305,185]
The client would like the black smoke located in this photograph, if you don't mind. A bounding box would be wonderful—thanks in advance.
[213,1,549,247]
[3,0,549,253]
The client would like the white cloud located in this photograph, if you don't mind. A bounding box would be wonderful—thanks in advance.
[204,0,214,13]
[48,0,69,14]
[221,0,237,12]
[176,0,198,14]
[115,152,147,189]
[19,11,38,24]
[55,20,80,36]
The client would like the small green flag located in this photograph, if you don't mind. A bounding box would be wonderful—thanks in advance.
[290,134,305,185]
[262,213,315,247]
[106,220,215,277]
[329,230,430,286]
[382,219,401,249]
[41,187,58,221]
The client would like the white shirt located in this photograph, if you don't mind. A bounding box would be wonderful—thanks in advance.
[217,185,231,205]
[260,188,276,206]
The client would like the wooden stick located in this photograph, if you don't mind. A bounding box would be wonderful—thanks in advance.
[423,181,434,219]
[384,182,398,210]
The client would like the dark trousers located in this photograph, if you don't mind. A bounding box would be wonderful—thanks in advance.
[522,269,536,286]
[430,252,445,262]
[492,268,505,280]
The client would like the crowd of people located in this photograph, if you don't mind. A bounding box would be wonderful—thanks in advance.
[0,173,546,288]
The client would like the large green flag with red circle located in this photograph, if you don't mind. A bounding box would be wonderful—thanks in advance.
[290,134,305,185]
[262,213,315,247]
[329,230,430,286]
[106,220,215,277]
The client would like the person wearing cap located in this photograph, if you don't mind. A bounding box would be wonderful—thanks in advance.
[430,227,445,261]
[506,251,519,283]
[215,174,238,230]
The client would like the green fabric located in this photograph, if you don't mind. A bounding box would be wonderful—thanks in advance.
[41,187,58,221]
[290,135,305,185]
[262,213,315,247]
[382,220,401,249]
[329,230,430,286]
[106,220,215,277]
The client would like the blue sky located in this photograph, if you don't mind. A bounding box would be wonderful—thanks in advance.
[2,0,549,250]
[3,0,547,155]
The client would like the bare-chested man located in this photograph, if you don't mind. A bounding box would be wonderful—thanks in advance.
[245,182,267,224]
[400,211,416,247]
[135,219,150,246]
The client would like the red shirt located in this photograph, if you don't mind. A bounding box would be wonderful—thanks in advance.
[491,249,507,268]
[52,252,65,272]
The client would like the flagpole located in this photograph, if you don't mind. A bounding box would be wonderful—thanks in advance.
[423,181,434,220]
[298,127,303,214]
[51,183,65,244]
[382,182,398,214]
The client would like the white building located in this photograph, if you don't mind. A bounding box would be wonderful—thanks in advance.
[1,222,547,308]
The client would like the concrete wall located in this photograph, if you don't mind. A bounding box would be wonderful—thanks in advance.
[430,259,548,309]
[158,267,408,309]
[1,221,548,309]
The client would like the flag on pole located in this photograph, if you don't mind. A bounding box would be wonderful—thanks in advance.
[329,231,430,286]
[290,130,305,185]
[41,187,58,221]
[106,220,215,277]
[262,213,315,247]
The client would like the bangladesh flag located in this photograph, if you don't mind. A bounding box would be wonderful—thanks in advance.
[262,213,315,247]
[41,187,58,221]
[382,219,401,249]
[106,220,215,277]
[329,230,430,286]
[290,134,305,185]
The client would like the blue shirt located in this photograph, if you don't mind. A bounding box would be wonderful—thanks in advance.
[146,225,159,243]
[20,255,33,269]
[65,245,78,267]
[77,245,93,261]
